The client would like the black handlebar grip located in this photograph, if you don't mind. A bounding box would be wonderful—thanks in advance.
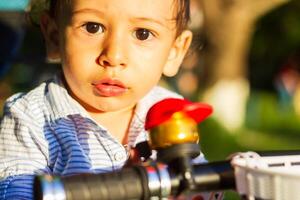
[34,166,150,200]
[192,160,235,191]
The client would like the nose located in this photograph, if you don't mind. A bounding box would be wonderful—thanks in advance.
[98,31,127,68]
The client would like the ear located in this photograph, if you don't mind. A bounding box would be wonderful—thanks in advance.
[40,12,61,62]
[163,30,193,77]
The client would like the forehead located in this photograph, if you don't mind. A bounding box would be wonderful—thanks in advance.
[67,0,177,22]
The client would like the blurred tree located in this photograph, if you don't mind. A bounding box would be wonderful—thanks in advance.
[196,0,289,130]
[246,0,300,134]
[249,1,300,92]
[198,0,289,88]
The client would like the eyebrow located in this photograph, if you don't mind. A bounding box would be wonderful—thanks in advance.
[72,8,105,16]
[131,17,169,27]
[132,17,176,29]
[71,8,175,28]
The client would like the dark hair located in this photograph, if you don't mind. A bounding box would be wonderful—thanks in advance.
[48,0,60,18]
[175,0,191,34]
[49,0,190,34]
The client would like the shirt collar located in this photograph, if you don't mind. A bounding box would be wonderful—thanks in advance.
[47,73,182,146]
[47,73,90,120]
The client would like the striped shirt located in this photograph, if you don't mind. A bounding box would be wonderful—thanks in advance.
[0,74,212,199]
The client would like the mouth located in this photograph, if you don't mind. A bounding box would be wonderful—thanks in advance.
[92,78,128,97]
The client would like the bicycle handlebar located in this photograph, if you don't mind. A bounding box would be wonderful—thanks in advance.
[34,160,235,200]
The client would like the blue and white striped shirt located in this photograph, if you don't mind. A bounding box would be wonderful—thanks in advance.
[0,74,209,199]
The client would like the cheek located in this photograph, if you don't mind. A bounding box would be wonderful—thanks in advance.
[135,40,172,60]
[61,54,94,91]
[131,66,163,96]
[62,44,98,78]
[133,44,171,69]
[129,45,170,89]
[62,29,98,65]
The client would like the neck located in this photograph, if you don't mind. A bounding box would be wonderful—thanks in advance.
[89,106,136,145]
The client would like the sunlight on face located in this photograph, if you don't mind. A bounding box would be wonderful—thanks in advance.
[56,0,185,113]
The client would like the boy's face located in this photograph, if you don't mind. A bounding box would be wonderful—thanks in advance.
[43,0,192,113]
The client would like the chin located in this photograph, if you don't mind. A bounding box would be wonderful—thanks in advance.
[92,101,133,113]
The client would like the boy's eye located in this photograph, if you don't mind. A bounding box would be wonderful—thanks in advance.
[134,29,153,41]
[83,22,104,34]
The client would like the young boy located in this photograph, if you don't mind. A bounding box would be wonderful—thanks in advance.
[0,0,221,199]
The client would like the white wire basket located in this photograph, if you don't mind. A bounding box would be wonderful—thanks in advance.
[231,152,300,200]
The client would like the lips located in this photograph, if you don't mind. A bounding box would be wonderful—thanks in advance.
[92,78,128,97]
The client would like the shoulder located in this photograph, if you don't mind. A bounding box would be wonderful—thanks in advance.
[2,80,52,123]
